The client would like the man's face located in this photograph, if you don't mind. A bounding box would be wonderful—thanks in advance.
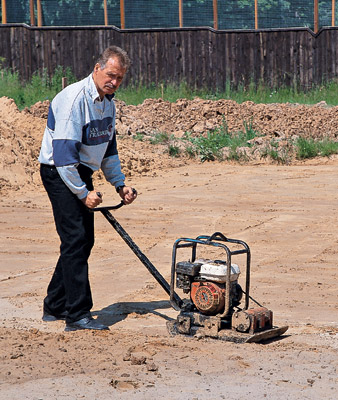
[93,57,126,99]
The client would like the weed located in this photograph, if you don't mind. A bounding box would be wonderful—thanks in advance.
[318,139,338,157]
[296,137,338,159]
[147,132,180,157]
[117,79,338,106]
[296,137,319,159]
[181,119,259,162]
[149,132,171,145]
[133,133,145,141]
[0,65,76,109]
[1,63,338,108]
[260,139,293,164]
[168,144,180,157]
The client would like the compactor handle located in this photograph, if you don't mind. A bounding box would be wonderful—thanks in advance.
[90,201,125,212]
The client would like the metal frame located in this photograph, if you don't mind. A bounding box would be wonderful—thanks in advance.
[170,232,251,317]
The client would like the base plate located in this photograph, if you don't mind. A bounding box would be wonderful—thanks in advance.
[167,320,288,344]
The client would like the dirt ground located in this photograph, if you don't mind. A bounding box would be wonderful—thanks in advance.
[0,96,337,399]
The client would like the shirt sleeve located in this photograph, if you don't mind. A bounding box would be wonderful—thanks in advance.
[101,154,125,189]
[51,99,89,199]
[56,164,89,199]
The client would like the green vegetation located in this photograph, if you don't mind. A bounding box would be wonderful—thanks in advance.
[147,132,181,157]
[138,119,260,162]
[1,62,337,109]
[261,139,293,164]
[140,123,338,164]
[0,62,76,109]
[117,80,338,107]
[296,137,338,159]
[181,119,257,162]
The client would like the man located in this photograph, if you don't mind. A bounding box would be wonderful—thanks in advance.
[38,46,137,331]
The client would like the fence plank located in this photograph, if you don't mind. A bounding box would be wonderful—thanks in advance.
[0,25,337,91]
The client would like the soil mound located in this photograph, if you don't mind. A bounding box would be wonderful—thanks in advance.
[115,98,337,140]
[0,96,337,194]
[0,97,44,192]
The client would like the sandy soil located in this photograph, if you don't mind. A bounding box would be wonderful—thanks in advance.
[0,97,337,399]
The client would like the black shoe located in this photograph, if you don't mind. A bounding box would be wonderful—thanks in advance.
[64,317,109,332]
[42,311,67,322]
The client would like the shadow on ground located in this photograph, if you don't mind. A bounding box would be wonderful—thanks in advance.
[92,300,174,326]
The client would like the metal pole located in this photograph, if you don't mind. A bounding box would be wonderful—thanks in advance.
[120,0,125,29]
[255,0,258,29]
[104,0,108,26]
[213,0,218,30]
[179,0,183,28]
[37,0,42,27]
[1,0,7,24]
[314,0,319,33]
[333,0,336,26]
[29,0,35,25]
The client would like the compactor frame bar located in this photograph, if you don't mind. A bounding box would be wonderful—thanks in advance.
[170,232,251,315]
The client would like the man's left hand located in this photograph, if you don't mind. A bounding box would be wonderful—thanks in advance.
[119,186,137,204]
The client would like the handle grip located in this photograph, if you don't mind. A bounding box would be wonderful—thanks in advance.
[90,201,125,212]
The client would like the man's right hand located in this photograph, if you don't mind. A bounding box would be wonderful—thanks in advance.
[82,191,103,209]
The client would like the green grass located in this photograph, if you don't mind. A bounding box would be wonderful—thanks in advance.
[116,80,338,107]
[143,125,338,164]
[0,63,76,109]
[296,137,338,159]
[1,61,337,109]
[145,131,181,157]
[141,119,259,162]
[181,119,258,162]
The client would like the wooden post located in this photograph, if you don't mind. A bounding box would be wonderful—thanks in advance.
[104,0,108,26]
[29,0,35,25]
[213,0,218,30]
[179,0,183,28]
[62,77,68,89]
[37,0,42,27]
[314,0,319,33]
[1,0,7,24]
[254,0,258,29]
[120,0,125,29]
[333,0,336,26]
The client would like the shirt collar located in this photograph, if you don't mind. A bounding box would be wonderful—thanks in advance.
[87,73,115,102]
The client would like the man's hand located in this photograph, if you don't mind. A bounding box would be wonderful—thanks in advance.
[119,186,137,205]
[82,191,103,209]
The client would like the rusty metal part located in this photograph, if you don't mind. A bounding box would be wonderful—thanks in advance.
[176,314,191,334]
[232,307,273,334]
[191,282,225,315]
[167,311,288,343]
[174,311,222,336]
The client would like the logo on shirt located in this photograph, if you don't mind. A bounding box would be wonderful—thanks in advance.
[89,126,111,138]
[82,119,113,145]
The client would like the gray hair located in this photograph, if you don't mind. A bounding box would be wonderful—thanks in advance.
[96,46,131,71]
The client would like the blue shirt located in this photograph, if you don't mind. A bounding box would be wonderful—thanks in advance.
[38,73,125,199]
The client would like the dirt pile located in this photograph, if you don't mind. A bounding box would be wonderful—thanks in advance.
[0,97,44,191]
[115,98,338,140]
[0,96,337,193]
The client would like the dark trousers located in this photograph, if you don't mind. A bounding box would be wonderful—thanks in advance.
[40,164,95,323]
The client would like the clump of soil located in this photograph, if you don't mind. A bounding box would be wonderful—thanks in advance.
[0,96,337,194]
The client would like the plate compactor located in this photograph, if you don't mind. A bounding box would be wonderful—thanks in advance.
[93,201,288,344]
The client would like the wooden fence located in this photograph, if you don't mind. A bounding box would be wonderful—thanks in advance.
[2,0,336,33]
[0,24,337,90]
